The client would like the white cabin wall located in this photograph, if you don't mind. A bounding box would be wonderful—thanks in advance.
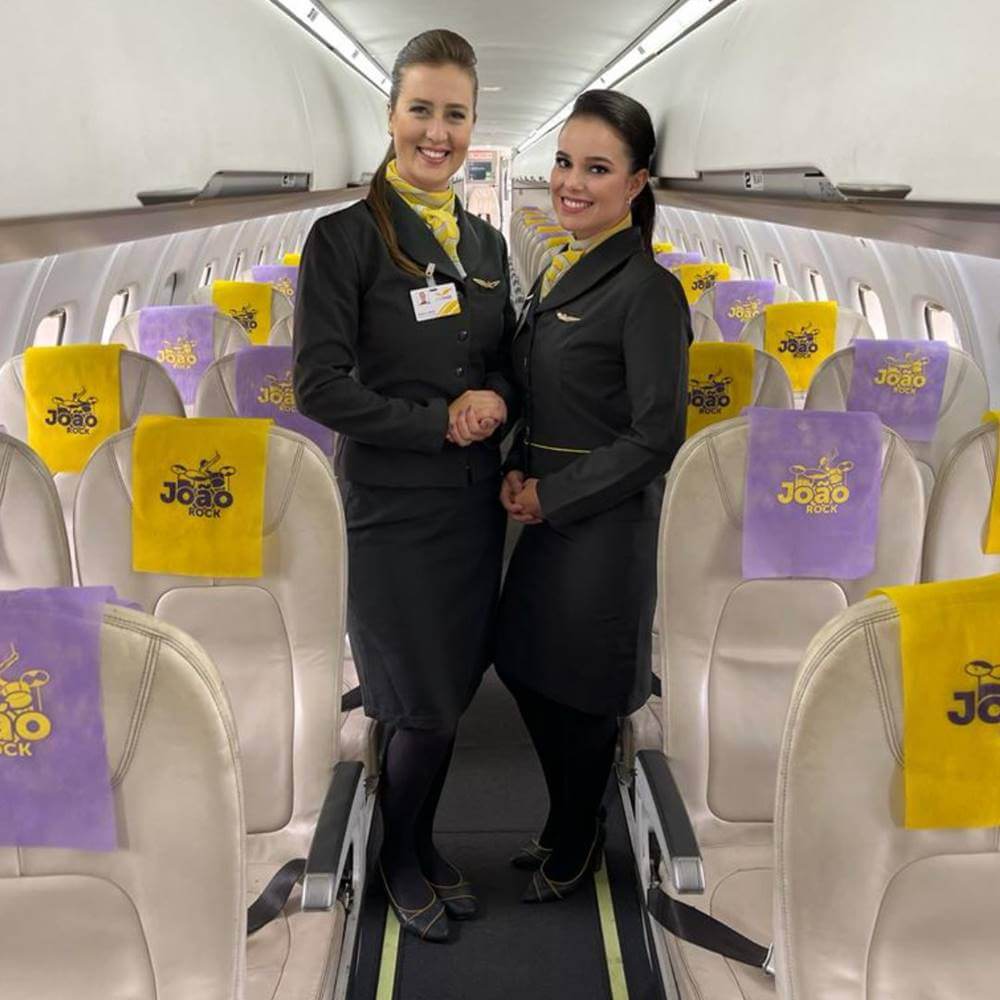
[2,0,386,218]
[514,0,1000,202]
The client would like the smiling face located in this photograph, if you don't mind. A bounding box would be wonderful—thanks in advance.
[550,115,648,240]
[388,62,476,192]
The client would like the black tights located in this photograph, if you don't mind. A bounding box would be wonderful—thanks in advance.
[379,726,459,908]
[507,678,618,880]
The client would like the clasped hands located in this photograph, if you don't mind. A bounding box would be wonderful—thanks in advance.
[447,389,506,447]
[500,470,543,524]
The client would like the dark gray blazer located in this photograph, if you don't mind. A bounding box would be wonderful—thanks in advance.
[294,188,516,487]
[508,226,691,525]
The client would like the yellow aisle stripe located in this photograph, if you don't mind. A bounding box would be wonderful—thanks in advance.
[375,909,401,1000]
[594,853,630,1000]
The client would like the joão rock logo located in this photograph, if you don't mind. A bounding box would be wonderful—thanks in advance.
[688,372,733,414]
[0,644,52,757]
[256,370,296,413]
[690,270,721,293]
[947,660,1000,726]
[874,352,929,395]
[778,325,820,358]
[727,296,763,323]
[45,388,98,434]
[156,336,198,370]
[230,305,259,334]
[160,451,237,518]
[776,452,854,514]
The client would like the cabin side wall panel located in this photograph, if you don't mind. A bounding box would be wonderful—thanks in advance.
[1,0,385,218]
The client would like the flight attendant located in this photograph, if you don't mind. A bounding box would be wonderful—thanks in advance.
[294,29,515,942]
[496,90,690,901]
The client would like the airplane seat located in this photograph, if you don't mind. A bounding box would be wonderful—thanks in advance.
[0,432,72,586]
[741,306,874,351]
[191,284,293,342]
[74,424,364,999]
[0,349,184,527]
[633,416,923,999]
[193,355,375,774]
[622,352,796,764]
[3,602,246,999]
[805,344,989,496]
[692,282,802,342]
[267,314,293,347]
[922,420,1000,581]
[773,591,1000,997]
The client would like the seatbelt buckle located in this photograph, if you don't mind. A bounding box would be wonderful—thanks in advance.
[762,943,776,977]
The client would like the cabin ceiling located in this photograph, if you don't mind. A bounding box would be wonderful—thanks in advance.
[323,1,672,148]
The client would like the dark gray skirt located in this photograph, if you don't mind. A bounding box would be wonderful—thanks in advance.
[344,476,505,730]
[495,482,662,717]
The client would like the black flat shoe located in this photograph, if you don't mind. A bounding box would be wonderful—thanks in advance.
[380,865,450,943]
[428,870,479,921]
[509,838,553,871]
[520,824,606,904]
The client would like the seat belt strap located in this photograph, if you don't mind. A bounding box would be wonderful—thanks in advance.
[646,886,774,975]
[247,858,306,935]
[341,686,363,712]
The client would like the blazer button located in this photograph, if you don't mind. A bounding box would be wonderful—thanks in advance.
[457,330,469,342]
[455,365,465,377]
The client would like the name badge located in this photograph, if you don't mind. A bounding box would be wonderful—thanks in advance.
[410,283,461,322]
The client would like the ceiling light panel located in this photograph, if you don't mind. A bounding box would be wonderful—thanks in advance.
[270,0,390,94]
[516,0,730,153]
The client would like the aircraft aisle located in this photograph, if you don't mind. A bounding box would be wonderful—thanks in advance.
[349,668,663,1000]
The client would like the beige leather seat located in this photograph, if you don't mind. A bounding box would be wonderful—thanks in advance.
[4,602,245,999]
[268,315,293,347]
[0,349,184,527]
[691,283,801,342]
[774,593,1000,998]
[635,416,923,1000]
[192,284,293,340]
[74,425,363,1000]
[0,432,72,587]
[805,345,988,495]
[193,356,375,775]
[741,306,874,351]
[623,352,797,764]
[923,420,999,582]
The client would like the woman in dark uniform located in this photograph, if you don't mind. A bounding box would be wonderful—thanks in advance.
[294,30,515,942]
[496,90,690,901]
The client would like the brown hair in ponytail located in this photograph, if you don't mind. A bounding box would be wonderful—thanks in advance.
[366,29,479,278]
[567,90,658,254]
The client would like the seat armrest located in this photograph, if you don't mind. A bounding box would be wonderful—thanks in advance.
[302,759,365,910]
[635,749,704,894]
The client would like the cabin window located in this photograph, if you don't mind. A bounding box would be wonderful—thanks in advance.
[807,269,828,300]
[696,237,707,257]
[34,308,66,347]
[715,243,727,263]
[770,258,787,284]
[101,288,132,343]
[739,249,754,277]
[256,247,267,265]
[161,272,179,305]
[231,252,245,279]
[276,240,286,261]
[857,283,889,338]
[199,262,215,288]
[925,303,961,348]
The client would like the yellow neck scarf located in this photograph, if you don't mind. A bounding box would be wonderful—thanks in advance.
[540,214,631,300]
[386,158,461,266]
